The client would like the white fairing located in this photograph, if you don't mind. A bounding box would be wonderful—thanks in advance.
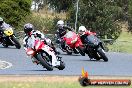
[42,45,60,66]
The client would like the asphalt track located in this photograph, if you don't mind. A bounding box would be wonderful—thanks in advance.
[0,45,132,76]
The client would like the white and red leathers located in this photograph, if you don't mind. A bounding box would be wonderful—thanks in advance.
[23,30,52,50]
[23,30,60,67]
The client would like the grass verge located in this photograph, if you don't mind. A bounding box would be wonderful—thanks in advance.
[0,76,131,88]
[107,26,132,53]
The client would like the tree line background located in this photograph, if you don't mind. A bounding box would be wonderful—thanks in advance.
[0,0,132,40]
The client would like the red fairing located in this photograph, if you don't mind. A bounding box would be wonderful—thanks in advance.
[26,48,35,56]
[63,31,83,48]
[34,40,46,51]
[63,37,66,42]
[65,32,77,45]
[75,35,83,47]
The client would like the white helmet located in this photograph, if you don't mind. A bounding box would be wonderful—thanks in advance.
[78,26,87,35]
[57,20,64,26]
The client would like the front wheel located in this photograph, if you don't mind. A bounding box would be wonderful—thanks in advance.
[65,46,72,55]
[36,53,53,71]
[77,46,85,56]
[97,49,108,62]
[57,61,65,70]
[11,36,21,49]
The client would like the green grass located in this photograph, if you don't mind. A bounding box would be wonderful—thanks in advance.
[107,31,132,53]
[0,81,131,88]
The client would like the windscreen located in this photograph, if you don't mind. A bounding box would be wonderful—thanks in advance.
[64,31,74,38]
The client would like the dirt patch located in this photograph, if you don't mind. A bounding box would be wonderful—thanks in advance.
[0,75,132,83]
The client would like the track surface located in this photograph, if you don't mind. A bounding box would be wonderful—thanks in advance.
[0,45,132,76]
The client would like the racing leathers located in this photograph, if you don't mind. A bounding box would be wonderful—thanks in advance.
[0,22,12,42]
[56,25,74,38]
[79,30,96,58]
[23,30,60,66]
[55,25,74,50]
[79,30,96,44]
[23,30,58,54]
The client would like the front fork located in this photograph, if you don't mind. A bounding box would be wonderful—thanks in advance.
[76,46,85,56]
[100,42,105,50]
[8,35,16,45]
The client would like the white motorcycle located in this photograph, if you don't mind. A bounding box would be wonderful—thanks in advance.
[25,35,65,71]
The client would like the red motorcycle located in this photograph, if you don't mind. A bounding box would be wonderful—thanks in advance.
[63,31,85,56]
[25,36,65,71]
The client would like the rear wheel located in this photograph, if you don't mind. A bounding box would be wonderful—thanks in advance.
[97,49,108,62]
[36,52,53,71]
[2,43,8,48]
[2,39,8,48]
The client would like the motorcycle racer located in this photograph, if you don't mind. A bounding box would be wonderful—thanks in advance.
[78,26,97,58]
[0,17,12,42]
[23,23,59,55]
[55,20,74,51]
[78,26,108,61]
[78,26,96,44]
[23,23,60,66]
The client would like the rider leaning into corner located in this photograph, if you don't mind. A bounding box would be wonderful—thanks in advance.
[78,26,97,58]
[23,23,61,66]
[55,20,74,50]
[23,23,59,55]
[78,26,96,43]
[0,17,12,42]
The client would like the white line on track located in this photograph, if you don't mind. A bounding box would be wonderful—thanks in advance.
[0,60,13,69]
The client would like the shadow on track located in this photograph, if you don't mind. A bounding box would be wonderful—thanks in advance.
[0,46,19,50]
[60,53,81,56]
[79,59,105,62]
[24,69,49,71]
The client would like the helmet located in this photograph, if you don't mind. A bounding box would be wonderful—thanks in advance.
[0,17,4,25]
[57,20,64,26]
[78,26,87,35]
[24,23,34,35]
